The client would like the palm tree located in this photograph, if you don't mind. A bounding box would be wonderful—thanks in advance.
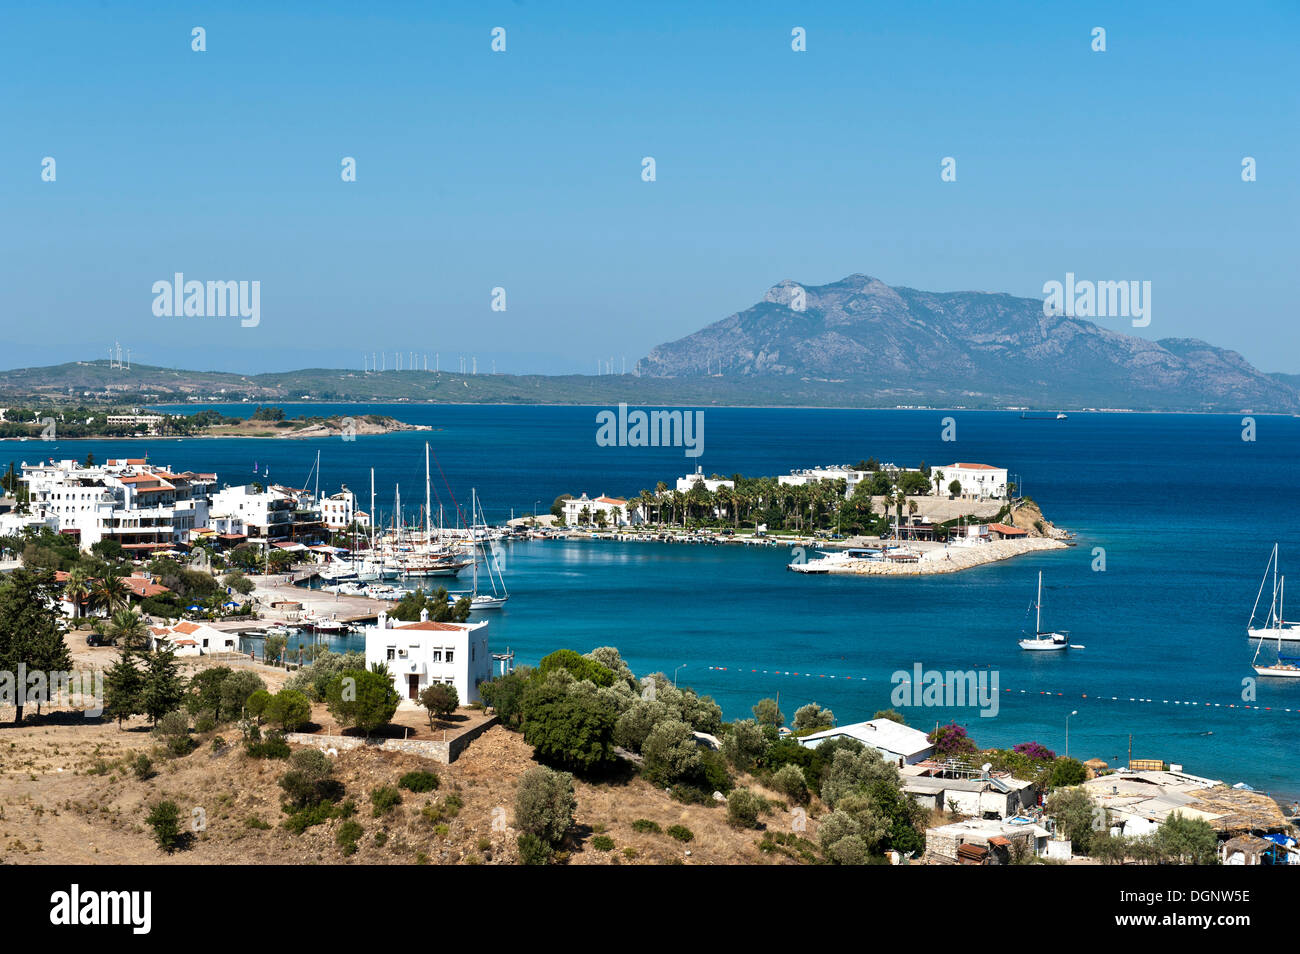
[639,490,655,526]
[89,573,130,619]
[107,609,149,649]
[63,568,92,619]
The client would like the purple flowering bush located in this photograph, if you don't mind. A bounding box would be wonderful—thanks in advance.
[1013,741,1056,762]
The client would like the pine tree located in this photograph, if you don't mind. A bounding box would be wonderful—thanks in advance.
[0,568,71,723]
[103,647,145,728]
[141,645,187,724]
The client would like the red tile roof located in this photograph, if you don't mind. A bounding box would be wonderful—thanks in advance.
[396,620,466,632]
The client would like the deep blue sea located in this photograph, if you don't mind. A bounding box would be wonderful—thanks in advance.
[13,404,1299,801]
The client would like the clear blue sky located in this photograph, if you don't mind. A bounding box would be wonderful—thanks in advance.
[2,1,1297,375]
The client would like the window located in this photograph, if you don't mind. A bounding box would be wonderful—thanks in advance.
[386,646,395,661]
[445,649,454,664]
[430,650,442,663]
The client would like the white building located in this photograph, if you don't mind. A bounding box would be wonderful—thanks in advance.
[364,609,491,706]
[797,718,935,766]
[105,413,166,435]
[778,464,922,501]
[148,620,241,656]
[936,463,1009,500]
[320,487,359,530]
[210,484,325,545]
[20,458,212,552]
[675,467,735,494]
[562,492,634,527]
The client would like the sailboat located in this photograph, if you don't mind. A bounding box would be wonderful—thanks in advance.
[465,488,508,609]
[1018,571,1071,651]
[1247,544,1300,644]
[1250,547,1300,677]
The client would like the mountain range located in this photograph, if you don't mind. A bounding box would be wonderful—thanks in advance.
[1,274,1295,411]
[635,274,1299,412]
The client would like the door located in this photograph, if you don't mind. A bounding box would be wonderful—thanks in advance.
[408,674,419,700]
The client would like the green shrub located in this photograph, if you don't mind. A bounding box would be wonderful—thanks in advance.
[246,730,291,759]
[513,766,576,845]
[244,816,271,830]
[279,748,343,811]
[145,800,183,852]
[518,832,553,865]
[131,753,156,781]
[336,819,364,855]
[264,689,312,731]
[194,712,217,733]
[283,800,341,834]
[770,763,810,804]
[153,709,194,757]
[590,835,615,852]
[221,670,267,719]
[371,786,402,817]
[666,824,694,843]
[722,719,767,770]
[631,818,661,834]
[727,788,762,829]
[398,770,440,792]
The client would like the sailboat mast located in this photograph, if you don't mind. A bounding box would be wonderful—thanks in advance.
[1280,578,1286,652]
[370,468,375,552]
[425,442,432,547]
[1036,571,1043,634]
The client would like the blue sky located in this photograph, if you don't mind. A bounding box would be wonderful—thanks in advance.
[2,1,1297,374]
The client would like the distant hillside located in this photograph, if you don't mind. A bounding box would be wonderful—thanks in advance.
[636,274,1300,412]
[2,276,1296,412]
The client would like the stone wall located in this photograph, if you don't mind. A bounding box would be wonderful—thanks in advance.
[286,716,498,765]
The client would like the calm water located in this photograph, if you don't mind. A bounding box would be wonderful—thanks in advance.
[15,404,1300,799]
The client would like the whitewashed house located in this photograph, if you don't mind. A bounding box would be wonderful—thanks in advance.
[937,463,1009,500]
[364,609,491,706]
[148,620,240,656]
[561,492,634,527]
[797,718,935,766]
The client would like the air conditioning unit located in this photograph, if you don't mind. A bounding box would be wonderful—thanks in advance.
[398,648,408,657]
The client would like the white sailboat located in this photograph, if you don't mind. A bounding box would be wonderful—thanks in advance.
[1247,544,1300,644]
[1251,553,1300,677]
[1018,571,1071,651]
[459,488,508,609]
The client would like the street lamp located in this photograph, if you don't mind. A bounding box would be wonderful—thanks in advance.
[673,664,687,688]
[1066,709,1078,759]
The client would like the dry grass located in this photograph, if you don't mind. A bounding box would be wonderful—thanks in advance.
[0,702,816,865]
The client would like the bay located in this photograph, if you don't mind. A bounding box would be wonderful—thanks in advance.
[13,403,1298,800]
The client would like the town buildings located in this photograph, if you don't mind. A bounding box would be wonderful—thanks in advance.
[19,458,213,553]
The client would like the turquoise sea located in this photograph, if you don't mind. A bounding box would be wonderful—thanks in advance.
[15,404,1300,801]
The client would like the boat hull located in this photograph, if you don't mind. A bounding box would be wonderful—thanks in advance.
[1019,637,1069,651]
